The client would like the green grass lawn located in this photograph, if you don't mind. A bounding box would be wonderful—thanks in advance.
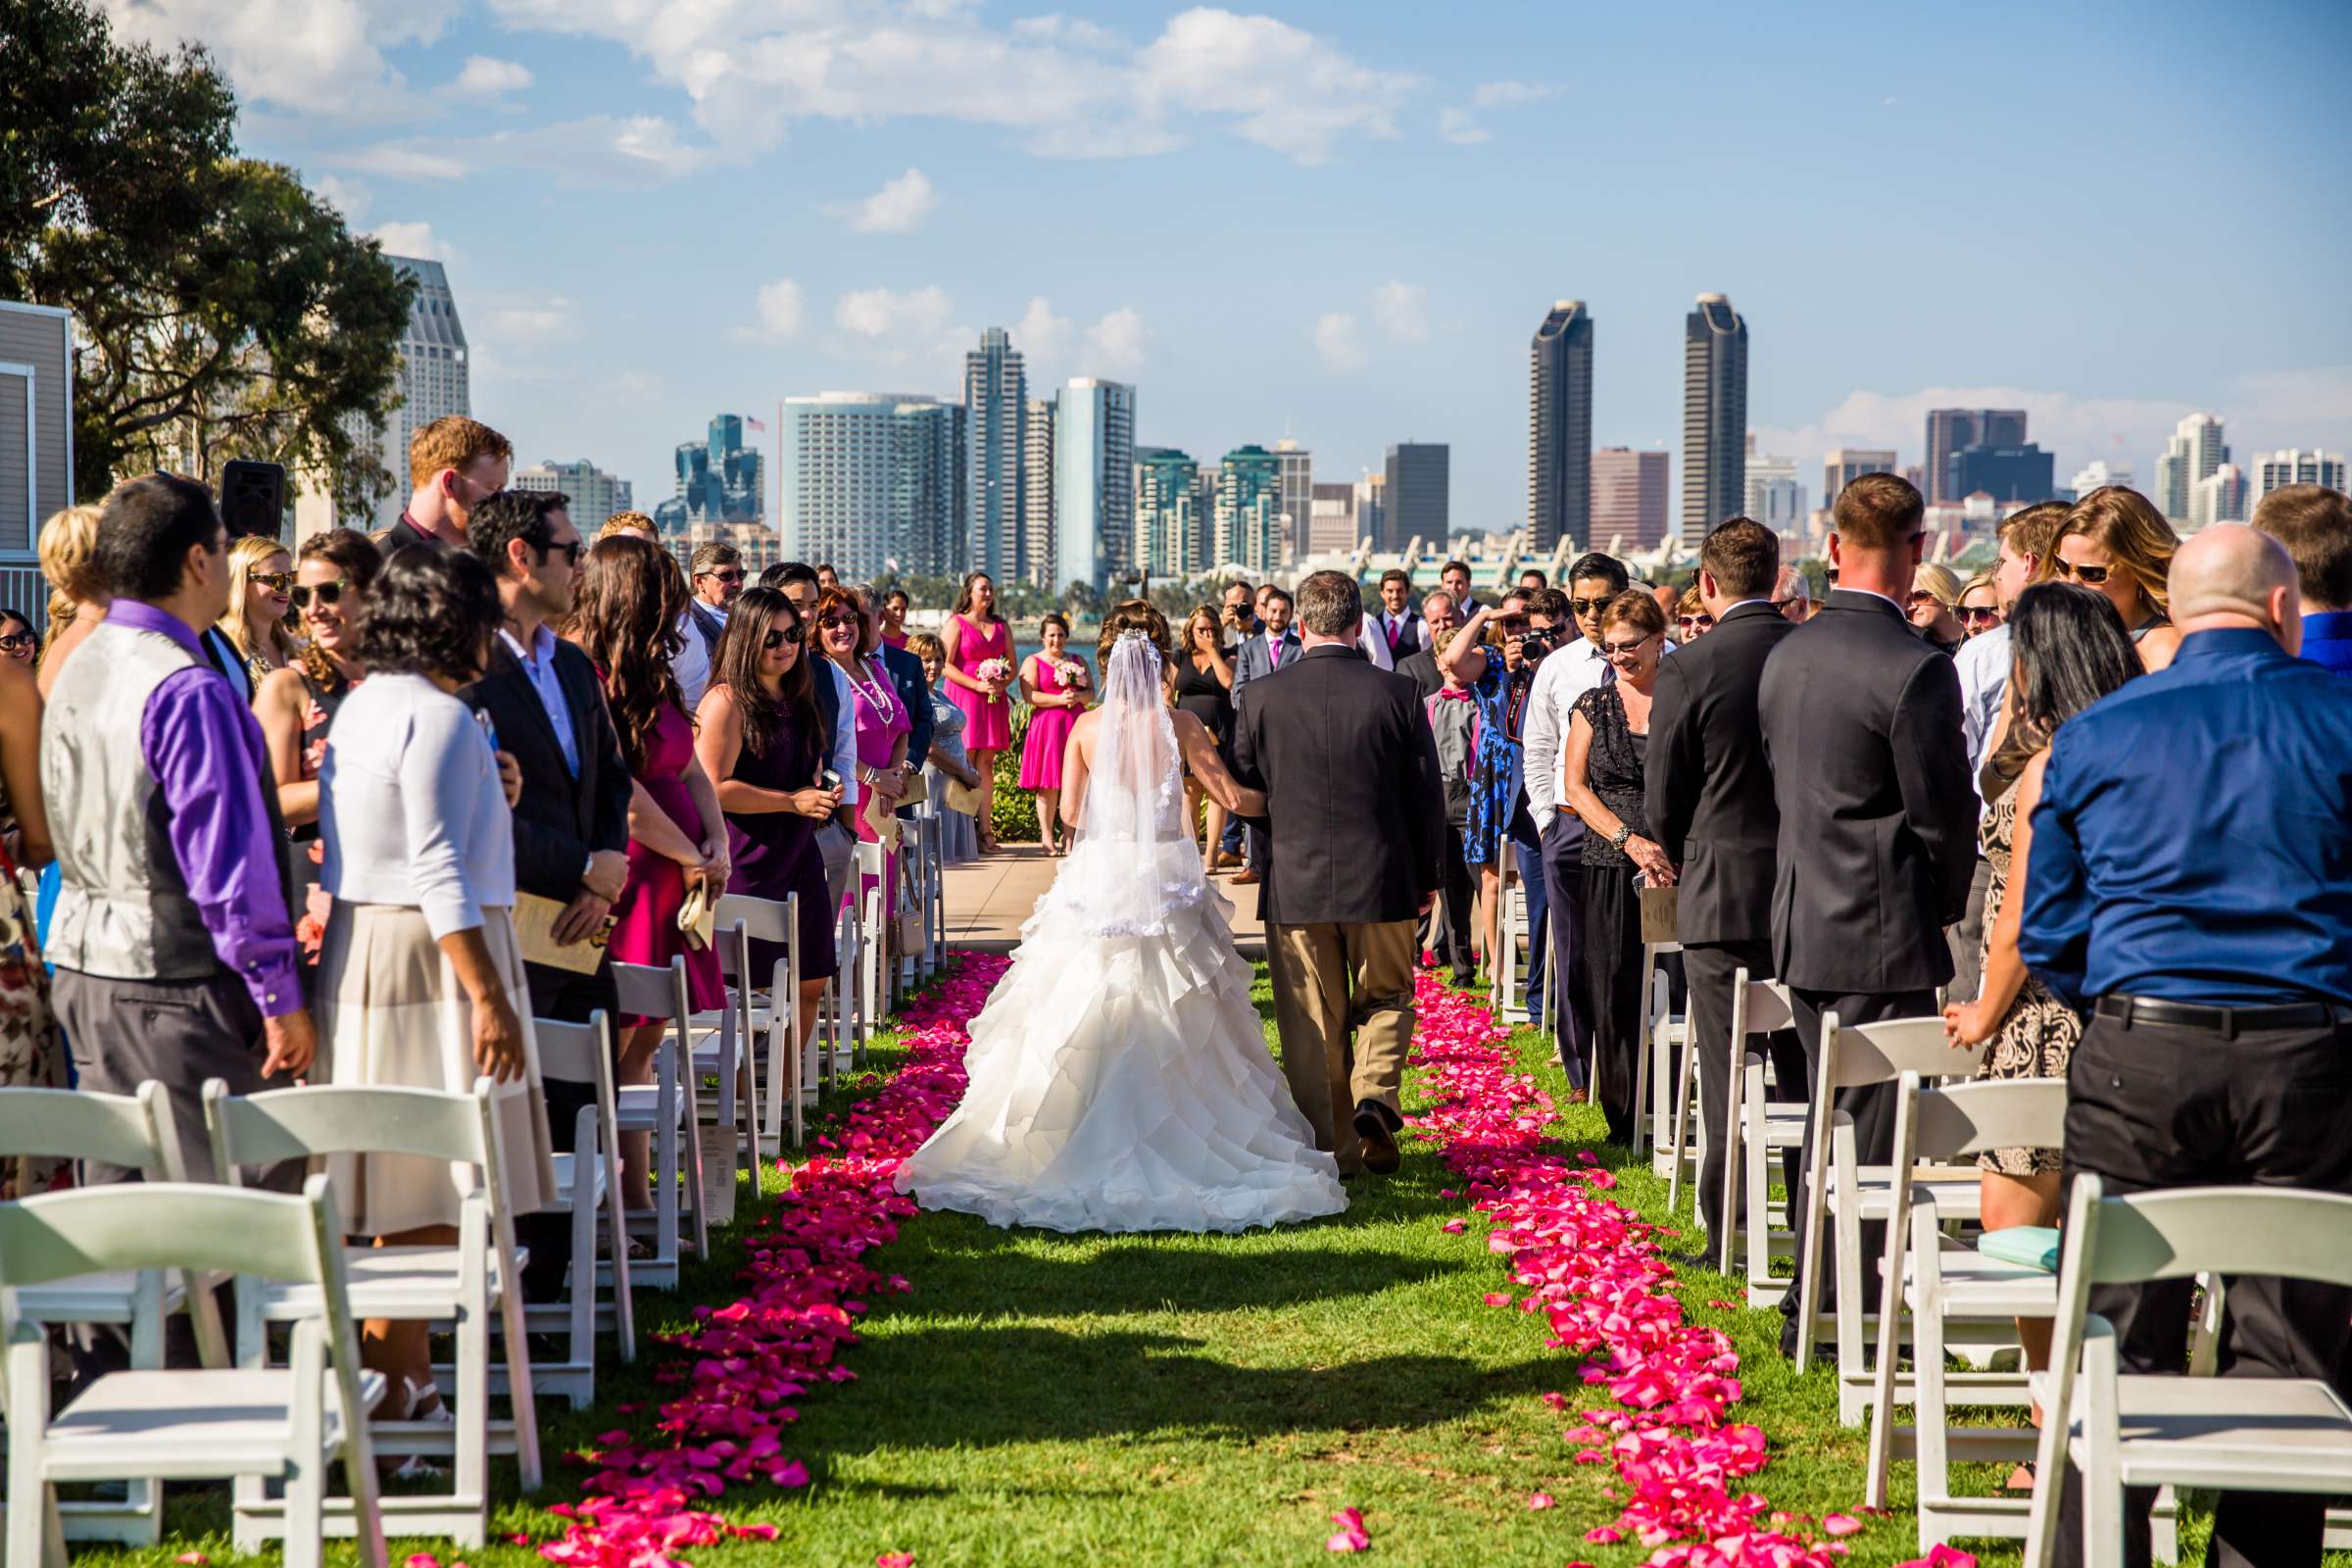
[58,959,2246,1567]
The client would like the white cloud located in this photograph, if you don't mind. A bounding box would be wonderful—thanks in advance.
[1085,307,1147,371]
[1436,108,1488,146]
[1749,368,2352,485]
[1440,78,1551,145]
[1313,312,1366,372]
[1136,8,1415,163]
[1016,297,1073,364]
[370,220,458,263]
[836,285,955,339]
[827,168,939,234]
[483,0,1409,167]
[452,56,534,99]
[486,295,573,338]
[751,278,807,342]
[309,173,371,224]
[97,0,456,121]
[340,116,710,188]
[1372,280,1428,342]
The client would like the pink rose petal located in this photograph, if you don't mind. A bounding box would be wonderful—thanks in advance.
[1527,1492,1555,1510]
[1824,1512,1863,1537]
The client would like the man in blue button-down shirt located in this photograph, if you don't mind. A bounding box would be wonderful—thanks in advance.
[2021,524,2352,1568]
[2252,482,2352,678]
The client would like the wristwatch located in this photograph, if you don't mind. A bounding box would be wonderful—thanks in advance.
[1609,823,1634,853]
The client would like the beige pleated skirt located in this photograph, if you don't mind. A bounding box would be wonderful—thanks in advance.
[316,903,558,1236]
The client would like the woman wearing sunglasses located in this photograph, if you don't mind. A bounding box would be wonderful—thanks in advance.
[0,611,39,669]
[2041,485,2182,672]
[1957,573,2002,637]
[1557,589,1676,1147]
[257,528,385,971]
[1907,562,1970,657]
[1674,585,1713,643]
[216,533,302,690]
[694,587,842,1076]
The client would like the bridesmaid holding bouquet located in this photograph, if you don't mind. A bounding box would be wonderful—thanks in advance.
[941,571,1012,852]
[1017,613,1092,856]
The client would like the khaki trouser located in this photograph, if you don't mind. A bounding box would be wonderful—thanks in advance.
[1265,918,1418,1175]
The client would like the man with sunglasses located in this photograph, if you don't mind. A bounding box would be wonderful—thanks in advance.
[462,490,634,1301]
[1520,551,1629,1080]
[685,541,744,685]
[384,416,512,553]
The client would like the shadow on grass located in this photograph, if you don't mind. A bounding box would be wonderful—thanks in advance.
[886,1234,1453,1315]
[798,1322,1563,1461]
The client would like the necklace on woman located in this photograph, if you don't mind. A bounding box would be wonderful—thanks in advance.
[844,657,898,724]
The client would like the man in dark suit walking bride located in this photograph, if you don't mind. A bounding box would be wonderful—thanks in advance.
[1232,571,1446,1177]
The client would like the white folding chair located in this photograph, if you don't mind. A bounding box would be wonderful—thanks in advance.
[686,914,760,1197]
[1639,948,1687,1170]
[1791,1010,1992,1410]
[0,1083,222,1546]
[1725,973,1806,1292]
[705,893,808,1158]
[857,839,888,1050]
[1863,1074,2067,1543]
[204,1078,542,1544]
[0,1177,387,1568]
[2023,1181,2352,1568]
[1493,876,1532,1024]
[612,957,708,1289]
[526,1010,635,1407]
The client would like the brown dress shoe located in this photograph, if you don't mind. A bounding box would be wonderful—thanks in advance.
[1352,1105,1401,1174]
[1230,867,1261,885]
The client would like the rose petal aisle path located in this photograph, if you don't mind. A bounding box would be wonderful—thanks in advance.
[85,955,1972,1568]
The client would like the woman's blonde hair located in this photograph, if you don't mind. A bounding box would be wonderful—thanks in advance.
[37,504,104,631]
[1959,572,1998,607]
[1911,562,1964,610]
[2043,486,2180,616]
[219,534,301,662]
[906,631,948,666]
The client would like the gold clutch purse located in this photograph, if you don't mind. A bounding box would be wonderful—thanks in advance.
[677,882,717,952]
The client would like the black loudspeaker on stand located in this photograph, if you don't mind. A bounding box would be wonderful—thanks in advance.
[220,460,287,541]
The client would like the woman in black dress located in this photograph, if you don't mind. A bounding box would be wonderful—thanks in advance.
[693,588,842,1063]
[1557,590,1676,1146]
[1169,606,1236,873]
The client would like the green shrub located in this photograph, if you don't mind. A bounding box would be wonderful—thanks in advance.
[989,707,1041,843]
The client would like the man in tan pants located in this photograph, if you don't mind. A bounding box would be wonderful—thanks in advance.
[1231,571,1445,1177]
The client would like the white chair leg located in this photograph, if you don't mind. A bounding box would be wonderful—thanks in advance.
[454,1303,489,1544]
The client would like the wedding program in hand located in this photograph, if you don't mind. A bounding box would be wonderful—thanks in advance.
[893,605,1348,1234]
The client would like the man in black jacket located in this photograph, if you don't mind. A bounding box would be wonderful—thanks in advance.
[1232,570,1445,1178]
[461,490,634,1298]
[1759,473,1976,1353]
[1645,518,1805,1252]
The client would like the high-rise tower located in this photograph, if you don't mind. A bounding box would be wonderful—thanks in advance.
[1529,300,1593,551]
[1925,409,2028,504]
[962,326,1026,581]
[1681,293,1746,542]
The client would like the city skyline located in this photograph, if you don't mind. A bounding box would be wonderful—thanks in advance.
[183,0,2352,535]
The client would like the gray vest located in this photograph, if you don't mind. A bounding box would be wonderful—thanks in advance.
[42,620,220,980]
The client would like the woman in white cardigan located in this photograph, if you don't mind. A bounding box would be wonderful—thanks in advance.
[317,545,552,1422]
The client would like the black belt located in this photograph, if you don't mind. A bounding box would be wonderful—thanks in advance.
[2095,994,2339,1036]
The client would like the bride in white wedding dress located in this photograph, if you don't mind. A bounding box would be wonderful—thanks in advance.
[894,604,1348,1234]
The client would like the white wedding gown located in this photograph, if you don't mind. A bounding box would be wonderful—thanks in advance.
[894,632,1348,1234]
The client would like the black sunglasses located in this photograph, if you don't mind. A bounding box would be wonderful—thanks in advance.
[0,633,35,653]
[1961,606,2002,624]
[289,580,351,611]
[1677,614,1714,631]
[1567,598,1610,615]
[763,625,805,650]
[703,567,744,583]
[538,540,583,567]
[2055,560,2112,585]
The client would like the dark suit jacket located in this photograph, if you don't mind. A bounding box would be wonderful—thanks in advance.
[1230,628,1301,715]
[1231,645,1445,926]
[878,643,933,816]
[461,638,633,905]
[1397,648,1444,704]
[1370,609,1424,661]
[1645,600,1794,947]
[1757,589,1976,993]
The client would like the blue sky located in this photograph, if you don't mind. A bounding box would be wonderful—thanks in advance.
[106,0,2352,530]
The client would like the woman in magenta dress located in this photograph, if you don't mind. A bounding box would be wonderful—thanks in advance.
[694,587,840,1077]
[567,537,728,1213]
[878,587,912,652]
[816,586,912,925]
[940,571,1011,853]
[1017,612,1092,856]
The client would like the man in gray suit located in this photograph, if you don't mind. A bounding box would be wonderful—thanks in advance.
[1226,586,1299,886]
[1759,472,1976,1356]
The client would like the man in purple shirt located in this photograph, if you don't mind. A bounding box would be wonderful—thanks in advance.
[41,473,316,1185]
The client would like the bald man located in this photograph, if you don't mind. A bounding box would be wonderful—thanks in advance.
[2021,524,2352,1568]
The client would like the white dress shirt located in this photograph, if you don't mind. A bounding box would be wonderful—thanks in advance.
[673,612,712,711]
[499,623,579,776]
[1522,637,1611,837]
[1356,617,1395,670]
[1954,620,2010,812]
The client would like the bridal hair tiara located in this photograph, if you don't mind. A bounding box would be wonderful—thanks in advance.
[1115,629,1155,646]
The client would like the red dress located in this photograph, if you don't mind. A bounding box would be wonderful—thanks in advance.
[608,701,725,1022]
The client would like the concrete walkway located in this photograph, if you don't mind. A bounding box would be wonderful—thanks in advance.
[942,843,1268,957]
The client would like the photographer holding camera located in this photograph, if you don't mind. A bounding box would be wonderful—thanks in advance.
[1431,585,1567,1028]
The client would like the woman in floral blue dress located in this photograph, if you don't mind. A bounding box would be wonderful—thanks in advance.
[1432,596,1541,983]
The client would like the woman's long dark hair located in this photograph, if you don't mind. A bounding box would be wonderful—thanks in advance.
[1985,581,2139,795]
[565,535,687,775]
[361,545,504,684]
[951,570,998,622]
[714,587,819,764]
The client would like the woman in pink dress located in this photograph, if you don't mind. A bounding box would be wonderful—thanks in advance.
[878,588,911,651]
[940,571,1011,853]
[816,586,913,926]
[1016,612,1092,856]
[566,537,728,1214]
